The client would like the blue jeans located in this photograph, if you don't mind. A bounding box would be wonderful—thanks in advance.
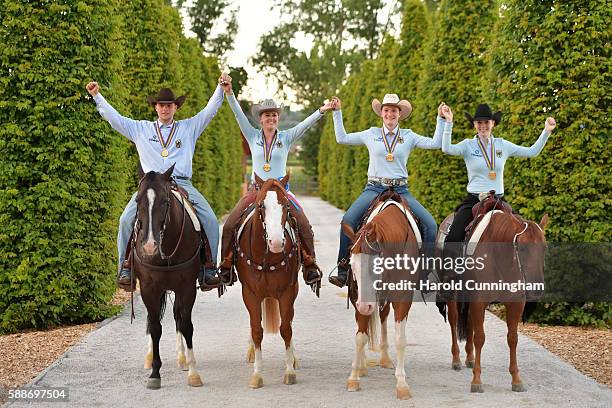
[117,179,219,272]
[336,183,437,266]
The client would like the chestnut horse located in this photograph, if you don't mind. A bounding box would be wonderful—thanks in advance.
[437,211,548,393]
[236,175,301,388]
[132,165,204,389]
[342,191,420,400]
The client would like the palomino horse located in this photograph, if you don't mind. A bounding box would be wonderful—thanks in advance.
[132,165,204,389]
[341,191,420,400]
[437,210,548,393]
[236,175,301,388]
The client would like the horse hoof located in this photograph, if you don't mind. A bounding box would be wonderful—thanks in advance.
[147,378,161,390]
[470,383,484,393]
[396,386,412,400]
[144,354,153,370]
[249,375,263,389]
[347,379,360,392]
[177,355,188,371]
[465,359,475,368]
[188,374,203,387]
[380,357,394,369]
[452,362,462,371]
[366,358,378,367]
[283,373,297,385]
[512,383,526,392]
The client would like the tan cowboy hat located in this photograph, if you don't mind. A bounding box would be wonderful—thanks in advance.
[147,88,186,108]
[372,94,413,120]
[251,99,282,118]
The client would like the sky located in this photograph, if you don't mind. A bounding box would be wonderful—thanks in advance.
[181,0,304,106]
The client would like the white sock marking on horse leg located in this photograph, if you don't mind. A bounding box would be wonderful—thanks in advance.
[186,348,200,378]
[285,341,296,376]
[349,332,368,381]
[176,332,186,368]
[253,347,263,376]
[395,319,409,389]
[380,316,391,362]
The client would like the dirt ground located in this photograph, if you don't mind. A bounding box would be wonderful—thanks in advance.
[0,292,609,405]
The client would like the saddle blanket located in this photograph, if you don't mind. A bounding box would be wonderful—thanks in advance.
[170,190,201,232]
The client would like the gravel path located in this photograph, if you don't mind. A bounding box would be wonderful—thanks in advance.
[7,196,611,407]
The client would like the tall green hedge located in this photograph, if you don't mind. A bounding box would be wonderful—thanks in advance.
[0,0,128,332]
[0,0,241,333]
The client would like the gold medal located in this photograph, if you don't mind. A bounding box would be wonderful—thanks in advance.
[263,163,271,172]
[386,153,394,162]
[161,149,169,157]
[488,171,496,180]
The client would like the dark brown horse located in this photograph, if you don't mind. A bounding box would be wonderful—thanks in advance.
[236,175,301,388]
[437,211,548,393]
[342,192,420,400]
[133,165,203,389]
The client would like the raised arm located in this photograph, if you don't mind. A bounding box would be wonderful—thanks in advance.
[440,105,464,156]
[189,84,224,138]
[284,100,334,145]
[225,93,257,138]
[87,81,139,142]
[506,117,556,157]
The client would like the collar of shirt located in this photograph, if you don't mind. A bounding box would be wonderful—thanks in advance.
[473,134,496,145]
[382,124,400,136]
[156,119,175,129]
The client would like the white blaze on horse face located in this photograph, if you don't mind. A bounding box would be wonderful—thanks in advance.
[143,188,157,256]
[263,191,284,253]
[351,252,376,316]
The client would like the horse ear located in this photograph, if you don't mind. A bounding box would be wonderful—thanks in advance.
[539,213,549,230]
[341,222,357,243]
[163,164,175,180]
[137,163,145,180]
[254,172,264,185]
[281,171,290,186]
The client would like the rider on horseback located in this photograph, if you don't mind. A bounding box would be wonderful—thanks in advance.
[86,80,225,291]
[440,103,556,251]
[328,95,454,287]
[217,73,336,289]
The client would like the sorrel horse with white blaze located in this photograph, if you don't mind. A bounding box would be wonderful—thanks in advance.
[132,165,204,389]
[437,210,548,393]
[341,191,420,400]
[236,175,301,388]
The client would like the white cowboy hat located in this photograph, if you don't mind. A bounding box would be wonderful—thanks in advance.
[251,99,282,118]
[371,94,413,121]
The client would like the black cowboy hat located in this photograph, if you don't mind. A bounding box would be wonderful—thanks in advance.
[147,88,186,108]
[465,104,502,126]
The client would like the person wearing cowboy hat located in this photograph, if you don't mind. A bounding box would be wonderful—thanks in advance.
[86,79,225,292]
[328,94,454,288]
[217,73,335,292]
[440,103,556,249]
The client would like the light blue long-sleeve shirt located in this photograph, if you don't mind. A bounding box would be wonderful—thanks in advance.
[226,93,323,180]
[442,130,550,194]
[332,110,451,179]
[93,85,224,178]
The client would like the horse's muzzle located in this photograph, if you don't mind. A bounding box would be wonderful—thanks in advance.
[356,302,376,316]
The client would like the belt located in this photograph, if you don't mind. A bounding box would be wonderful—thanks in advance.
[367,177,407,187]
[174,176,191,181]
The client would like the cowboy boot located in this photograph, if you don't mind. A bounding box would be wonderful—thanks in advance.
[290,208,322,285]
[117,237,135,292]
[329,258,350,288]
[197,231,221,291]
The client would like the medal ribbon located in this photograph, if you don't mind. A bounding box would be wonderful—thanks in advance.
[476,135,495,172]
[381,127,400,156]
[155,120,177,152]
[263,130,278,164]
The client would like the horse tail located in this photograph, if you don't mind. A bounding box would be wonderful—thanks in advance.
[262,297,280,334]
[146,291,168,334]
[457,301,470,342]
[522,302,538,323]
[367,308,381,352]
